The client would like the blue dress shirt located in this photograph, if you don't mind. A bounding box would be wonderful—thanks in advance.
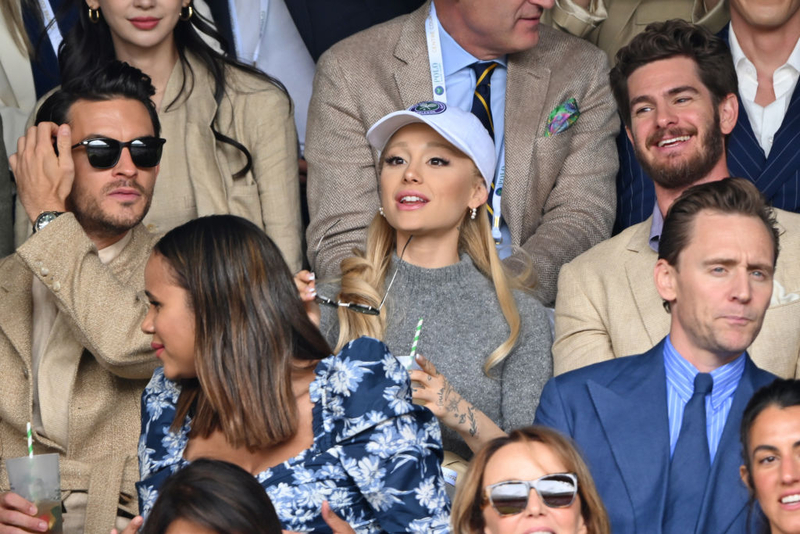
[663,336,746,461]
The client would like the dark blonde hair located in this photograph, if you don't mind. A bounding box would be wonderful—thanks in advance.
[451,427,610,534]
[333,143,532,375]
[154,215,332,450]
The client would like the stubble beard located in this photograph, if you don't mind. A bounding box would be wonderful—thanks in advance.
[68,180,153,241]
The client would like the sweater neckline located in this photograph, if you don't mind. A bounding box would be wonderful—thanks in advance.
[389,252,481,285]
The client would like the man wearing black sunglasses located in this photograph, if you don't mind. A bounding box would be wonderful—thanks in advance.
[0,62,162,533]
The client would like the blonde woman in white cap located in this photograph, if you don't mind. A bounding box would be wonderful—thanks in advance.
[297,102,553,458]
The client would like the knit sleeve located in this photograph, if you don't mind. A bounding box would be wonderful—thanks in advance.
[500,293,554,431]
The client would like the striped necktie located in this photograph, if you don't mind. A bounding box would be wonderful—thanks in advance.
[469,62,498,140]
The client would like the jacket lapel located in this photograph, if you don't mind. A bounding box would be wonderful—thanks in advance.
[757,85,800,202]
[503,51,549,244]
[625,218,667,345]
[392,2,438,108]
[0,255,33,368]
[587,343,671,529]
[697,357,765,534]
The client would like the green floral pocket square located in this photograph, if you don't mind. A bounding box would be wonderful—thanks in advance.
[544,98,580,137]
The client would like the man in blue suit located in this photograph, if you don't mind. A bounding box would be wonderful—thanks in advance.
[615,1,800,232]
[535,178,778,534]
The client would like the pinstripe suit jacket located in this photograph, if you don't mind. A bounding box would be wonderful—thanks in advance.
[615,26,800,232]
[304,1,620,305]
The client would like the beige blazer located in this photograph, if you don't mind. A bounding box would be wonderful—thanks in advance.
[0,215,158,532]
[14,53,304,272]
[543,0,730,62]
[305,1,620,305]
[553,210,800,378]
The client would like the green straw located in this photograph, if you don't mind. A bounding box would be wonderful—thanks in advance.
[27,422,33,458]
[409,318,423,360]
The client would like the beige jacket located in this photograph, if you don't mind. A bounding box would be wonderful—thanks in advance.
[543,0,730,62]
[15,53,304,272]
[0,215,158,532]
[305,1,620,305]
[553,209,800,378]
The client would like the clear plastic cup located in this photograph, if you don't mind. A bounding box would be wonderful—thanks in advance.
[5,454,63,533]
[396,354,426,405]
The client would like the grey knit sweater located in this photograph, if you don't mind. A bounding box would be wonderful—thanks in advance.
[318,254,553,458]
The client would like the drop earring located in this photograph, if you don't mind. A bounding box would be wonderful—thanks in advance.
[470,207,477,220]
[379,207,385,217]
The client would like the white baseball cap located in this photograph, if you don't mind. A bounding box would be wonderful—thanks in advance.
[366,101,496,190]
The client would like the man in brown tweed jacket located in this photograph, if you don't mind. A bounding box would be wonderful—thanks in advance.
[0,63,160,533]
[305,0,619,306]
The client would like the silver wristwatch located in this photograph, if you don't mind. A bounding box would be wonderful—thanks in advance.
[33,211,63,233]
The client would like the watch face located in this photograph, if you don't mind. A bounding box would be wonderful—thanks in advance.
[35,212,61,232]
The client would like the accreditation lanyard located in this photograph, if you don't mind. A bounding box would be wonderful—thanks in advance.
[425,3,505,243]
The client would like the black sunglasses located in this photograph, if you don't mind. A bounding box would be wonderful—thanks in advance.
[484,473,579,516]
[72,136,166,169]
[314,218,412,316]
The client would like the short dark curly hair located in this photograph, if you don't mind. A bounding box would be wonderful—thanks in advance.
[35,60,160,136]
[610,19,737,129]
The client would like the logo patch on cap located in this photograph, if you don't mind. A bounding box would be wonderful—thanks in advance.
[411,101,446,115]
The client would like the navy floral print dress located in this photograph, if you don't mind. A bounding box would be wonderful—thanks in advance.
[136,337,451,532]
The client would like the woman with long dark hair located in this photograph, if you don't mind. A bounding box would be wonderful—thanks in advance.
[56,0,303,270]
[135,215,449,532]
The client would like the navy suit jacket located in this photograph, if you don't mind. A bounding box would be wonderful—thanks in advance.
[614,25,800,232]
[534,339,776,534]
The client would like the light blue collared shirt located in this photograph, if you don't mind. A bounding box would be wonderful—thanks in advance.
[663,336,746,461]
[436,12,513,256]
[649,204,664,252]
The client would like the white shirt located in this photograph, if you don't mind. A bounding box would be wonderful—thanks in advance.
[729,25,800,158]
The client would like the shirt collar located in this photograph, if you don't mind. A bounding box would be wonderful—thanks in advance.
[649,203,664,252]
[432,3,508,76]
[98,230,132,265]
[663,335,746,410]
[729,25,800,76]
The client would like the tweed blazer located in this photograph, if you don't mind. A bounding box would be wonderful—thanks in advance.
[553,209,800,378]
[0,215,158,532]
[304,1,620,305]
[543,0,729,62]
[14,53,304,272]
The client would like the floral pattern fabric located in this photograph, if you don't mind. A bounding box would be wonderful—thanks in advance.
[136,337,451,532]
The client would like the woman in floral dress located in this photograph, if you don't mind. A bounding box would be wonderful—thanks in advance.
[134,215,450,532]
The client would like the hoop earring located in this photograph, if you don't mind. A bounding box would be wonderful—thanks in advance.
[470,207,477,220]
[180,5,193,20]
[379,207,385,217]
[88,7,100,23]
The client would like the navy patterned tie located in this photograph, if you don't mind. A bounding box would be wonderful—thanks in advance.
[663,372,714,533]
[469,62,498,141]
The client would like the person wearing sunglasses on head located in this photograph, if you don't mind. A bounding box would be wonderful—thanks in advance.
[0,61,162,533]
[450,426,610,534]
[739,379,800,534]
[15,0,303,273]
[296,101,553,460]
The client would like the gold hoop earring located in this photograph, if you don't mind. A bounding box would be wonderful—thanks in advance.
[88,7,100,23]
[180,5,193,20]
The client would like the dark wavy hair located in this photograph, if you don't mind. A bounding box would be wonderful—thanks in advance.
[152,215,332,449]
[610,19,737,129]
[58,0,288,178]
[34,60,160,135]
[141,459,282,534]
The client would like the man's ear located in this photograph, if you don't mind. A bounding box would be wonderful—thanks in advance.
[654,258,677,304]
[719,93,739,136]
[625,125,634,146]
[740,465,753,492]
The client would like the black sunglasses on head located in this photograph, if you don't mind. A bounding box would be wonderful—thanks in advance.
[483,473,579,516]
[72,136,166,169]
